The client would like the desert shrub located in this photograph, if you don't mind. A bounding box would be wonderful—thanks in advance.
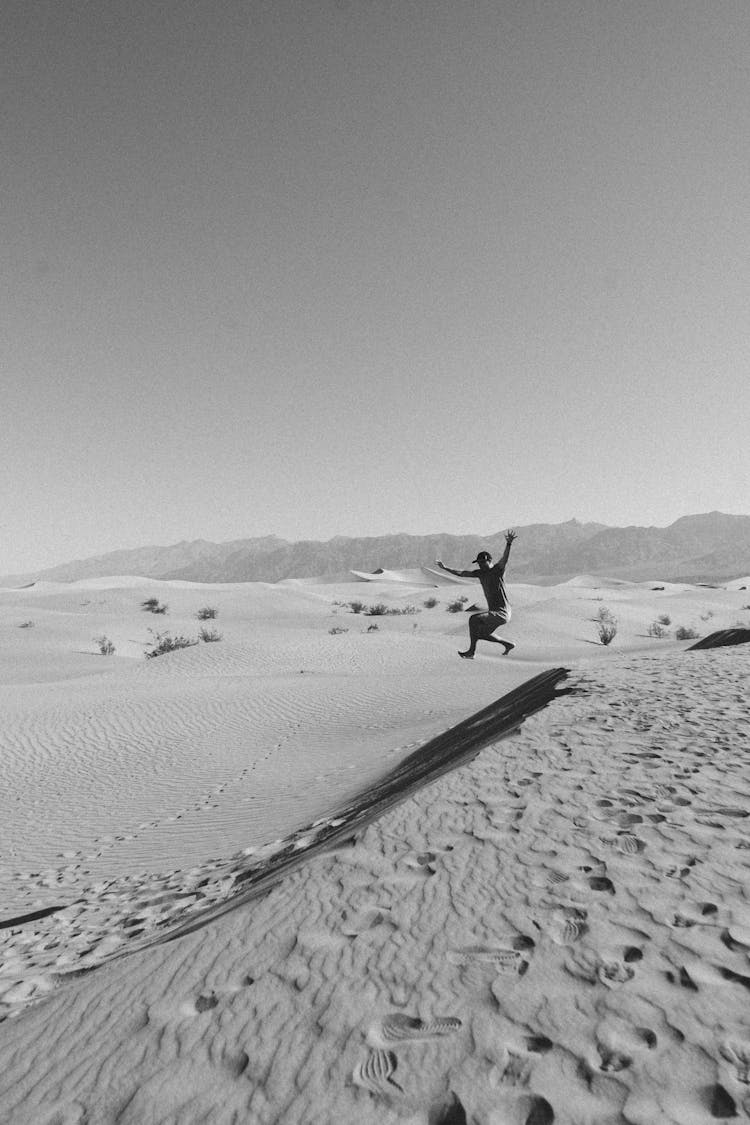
[144,630,198,658]
[18,620,34,628]
[329,625,348,635]
[95,635,116,655]
[447,596,469,613]
[657,614,671,626]
[423,596,438,609]
[596,617,618,645]
[386,605,419,616]
[594,605,616,623]
[647,622,669,638]
[366,623,379,632]
[348,600,366,614]
[197,607,218,621]
[142,598,168,614]
[675,625,700,640]
[365,603,388,616]
[743,604,750,610]
[199,627,222,642]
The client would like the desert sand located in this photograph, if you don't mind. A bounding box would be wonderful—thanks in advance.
[1,569,749,1124]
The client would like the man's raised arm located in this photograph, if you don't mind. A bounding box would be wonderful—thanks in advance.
[496,529,517,571]
[435,560,476,578]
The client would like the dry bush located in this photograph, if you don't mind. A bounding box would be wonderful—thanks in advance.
[199,627,222,642]
[447,596,469,613]
[95,635,116,655]
[423,596,438,608]
[348,600,366,614]
[329,625,348,635]
[675,625,700,640]
[597,618,618,645]
[647,622,669,638]
[144,630,198,658]
[142,598,168,615]
[197,607,218,620]
[657,614,671,626]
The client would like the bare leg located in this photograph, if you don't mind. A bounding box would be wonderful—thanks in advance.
[460,614,515,659]
[485,634,515,655]
[458,614,483,659]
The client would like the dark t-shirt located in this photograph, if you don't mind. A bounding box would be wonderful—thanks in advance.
[471,564,509,612]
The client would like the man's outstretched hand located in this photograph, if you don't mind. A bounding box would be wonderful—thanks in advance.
[505,529,517,544]
[435,559,445,569]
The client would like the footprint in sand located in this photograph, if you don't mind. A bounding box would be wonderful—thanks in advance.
[547,907,588,946]
[594,1016,657,1072]
[341,908,395,938]
[720,1037,750,1083]
[402,850,439,874]
[370,1011,462,1047]
[352,1047,402,1095]
[428,1090,554,1125]
[447,945,530,975]
[489,1046,534,1088]
[614,832,645,854]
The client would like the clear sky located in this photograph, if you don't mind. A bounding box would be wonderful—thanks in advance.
[3,0,749,573]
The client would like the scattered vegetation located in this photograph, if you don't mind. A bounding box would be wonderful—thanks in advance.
[596,616,618,646]
[144,630,199,658]
[196,607,218,621]
[657,614,671,626]
[198,627,222,643]
[336,599,421,617]
[329,625,349,635]
[446,596,469,613]
[94,635,116,655]
[594,605,616,624]
[423,596,438,609]
[18,620,34,628]
[366,623,379,632]
[647,622,669,639]
[141,597,168,615]
[675,625,700,640]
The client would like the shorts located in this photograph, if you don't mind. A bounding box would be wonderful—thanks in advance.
[474,608,511,636]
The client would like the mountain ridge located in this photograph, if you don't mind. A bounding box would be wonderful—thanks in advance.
[2,513,749,586]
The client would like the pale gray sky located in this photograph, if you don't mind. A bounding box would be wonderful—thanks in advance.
[3,0,749,572]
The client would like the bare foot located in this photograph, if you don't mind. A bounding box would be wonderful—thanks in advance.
[458,650,474,660]
[501,641,515,655]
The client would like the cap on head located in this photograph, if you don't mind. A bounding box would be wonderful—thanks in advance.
[472,550,492,563]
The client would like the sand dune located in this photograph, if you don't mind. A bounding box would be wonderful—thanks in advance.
[1,573,749,1122]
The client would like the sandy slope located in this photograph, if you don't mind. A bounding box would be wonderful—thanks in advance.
[1,573,749,1123]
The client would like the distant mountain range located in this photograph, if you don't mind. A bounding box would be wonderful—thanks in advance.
[3,513,749,587]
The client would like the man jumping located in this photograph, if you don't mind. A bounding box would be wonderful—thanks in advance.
[436,529,517,659]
